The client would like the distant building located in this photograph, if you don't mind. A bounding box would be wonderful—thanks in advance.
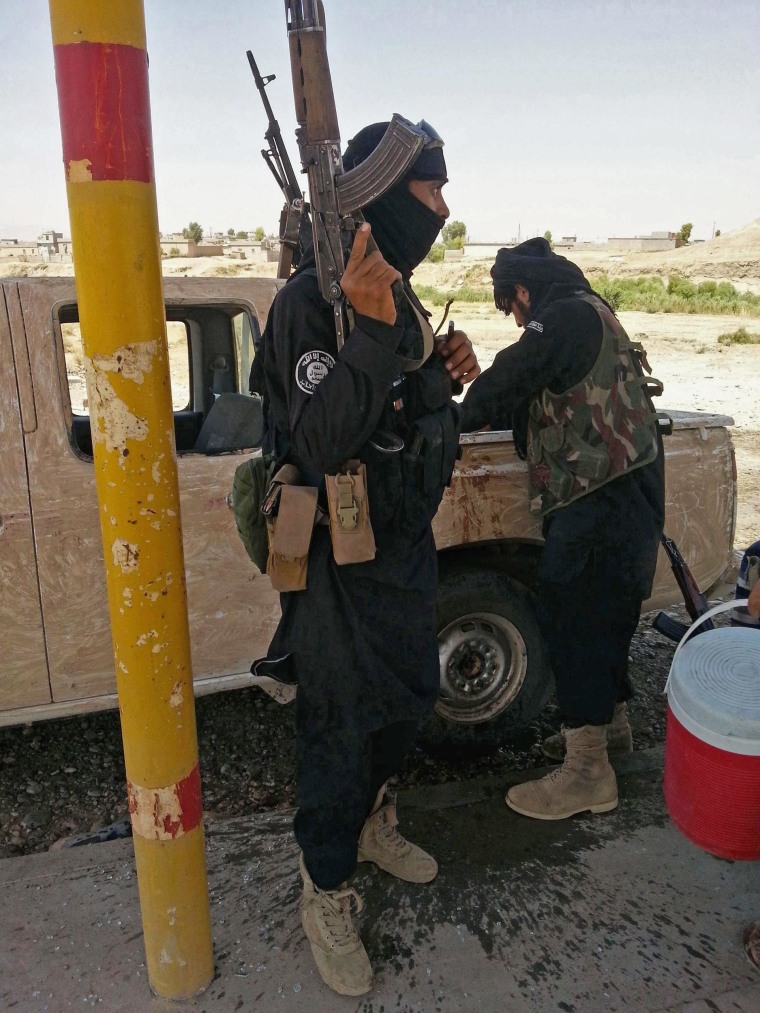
[38,230,63,252]
[461,242,514,260]
[0,231,74,261]
[460,230,679,260]
[224,240,274,263]
[606,232,678,252]
[0,238,40,259]
[38,231,73,260]
[159,239,224,258]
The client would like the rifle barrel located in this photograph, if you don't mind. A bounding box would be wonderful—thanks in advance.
[247,49,303,203]
[246,51,277,123]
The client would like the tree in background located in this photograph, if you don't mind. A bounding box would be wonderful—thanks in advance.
[676,222,693,244]
[236,230,248,239]
[227,228,235,238]
[715,229,721,237]
[182,221,204,244]
[254,226,265,241]
[543,230,554,249]
[442,220,467,249]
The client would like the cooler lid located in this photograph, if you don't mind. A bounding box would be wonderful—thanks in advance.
[668,627,760,746]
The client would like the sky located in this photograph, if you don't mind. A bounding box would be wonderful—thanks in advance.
[2,0,759,245]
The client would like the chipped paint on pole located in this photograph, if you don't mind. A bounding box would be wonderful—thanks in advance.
[49,0,213,999]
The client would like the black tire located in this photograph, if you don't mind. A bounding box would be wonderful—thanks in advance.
[419,566,553,758]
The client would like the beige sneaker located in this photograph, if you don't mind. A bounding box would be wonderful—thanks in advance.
[507,724,618,820]
[299,855,373,996]
[542,702,634,762]
[358,786,438,883]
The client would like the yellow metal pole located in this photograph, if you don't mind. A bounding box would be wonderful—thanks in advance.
[49,1,213,998]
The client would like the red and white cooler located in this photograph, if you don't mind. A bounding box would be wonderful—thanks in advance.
[664,600,760,861]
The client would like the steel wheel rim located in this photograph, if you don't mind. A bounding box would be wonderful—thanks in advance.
[436,611,528,725]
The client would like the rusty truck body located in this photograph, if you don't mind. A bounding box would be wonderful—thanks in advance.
[0,277,737,751]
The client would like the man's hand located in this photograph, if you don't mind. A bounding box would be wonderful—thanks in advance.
[340,222,401,326]
[436,328,481,385]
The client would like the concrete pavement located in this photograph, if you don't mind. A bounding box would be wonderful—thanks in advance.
[1,747,759,1012]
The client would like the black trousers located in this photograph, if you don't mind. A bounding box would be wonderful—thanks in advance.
[294,718,420,891]
[537,565,642,727]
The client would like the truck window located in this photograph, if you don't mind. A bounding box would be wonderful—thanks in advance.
[62,321,190,415]
[56,301,262,458]
[232,310,256,395]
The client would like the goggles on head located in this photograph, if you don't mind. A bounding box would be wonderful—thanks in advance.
[416,119,444,150]
[407,119,446,181]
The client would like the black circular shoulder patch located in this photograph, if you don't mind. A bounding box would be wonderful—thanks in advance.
[295,349,335,394]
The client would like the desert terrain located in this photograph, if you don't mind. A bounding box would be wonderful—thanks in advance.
[3,219,758,549]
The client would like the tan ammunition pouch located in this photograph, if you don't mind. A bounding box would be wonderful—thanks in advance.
[264,465,319,592]
[325,460,376,565]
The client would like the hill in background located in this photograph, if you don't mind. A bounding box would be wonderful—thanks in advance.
[413,218,760,293]
[2,219,759,290]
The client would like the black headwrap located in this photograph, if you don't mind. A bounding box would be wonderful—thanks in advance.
[490,237,590,314]
[343,120,448,279]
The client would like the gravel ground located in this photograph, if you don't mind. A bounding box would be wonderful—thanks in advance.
[0,600,728,859]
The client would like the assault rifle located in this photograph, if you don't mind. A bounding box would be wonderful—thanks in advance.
[283,0,430,348]
[246,50,308,278]
[653,534,715,642]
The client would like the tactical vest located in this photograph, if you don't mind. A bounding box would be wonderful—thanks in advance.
[527,292,663,516]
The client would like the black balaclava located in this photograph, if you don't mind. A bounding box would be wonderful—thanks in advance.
[343,121,448,279]
[490,237,590,315]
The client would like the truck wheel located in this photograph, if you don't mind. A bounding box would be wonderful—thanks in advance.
[419,567,553,757]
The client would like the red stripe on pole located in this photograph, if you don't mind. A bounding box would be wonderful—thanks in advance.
[127,764,203,839]
[174,764,203,835]
[54,41,154,183]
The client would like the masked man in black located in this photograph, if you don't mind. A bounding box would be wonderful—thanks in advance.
[461,237,665,822]
[254,120,479,996]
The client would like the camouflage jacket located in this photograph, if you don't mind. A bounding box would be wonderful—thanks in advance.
[527,292,663,516]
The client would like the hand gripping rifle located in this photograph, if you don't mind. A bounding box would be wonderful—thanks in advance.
[246,50,308,278]
[652,534,716,642]
[283,0,431,348]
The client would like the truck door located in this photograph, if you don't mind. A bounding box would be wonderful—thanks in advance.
[0,284,52,715]
[18,277,279,714]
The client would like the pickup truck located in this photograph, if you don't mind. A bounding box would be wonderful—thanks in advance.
[0,276,737,753]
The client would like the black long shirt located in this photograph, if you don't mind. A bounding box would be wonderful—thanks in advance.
[257,269,458,729]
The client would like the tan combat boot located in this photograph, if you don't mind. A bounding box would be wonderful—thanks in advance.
[507,724,618,820]
[358,785,438,883]
[542,701,634,762]
[299,854,373,996]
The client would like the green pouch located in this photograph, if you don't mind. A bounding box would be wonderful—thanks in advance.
[230,452,277,572]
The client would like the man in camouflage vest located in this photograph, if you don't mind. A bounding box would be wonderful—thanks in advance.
[461,237,665,820]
